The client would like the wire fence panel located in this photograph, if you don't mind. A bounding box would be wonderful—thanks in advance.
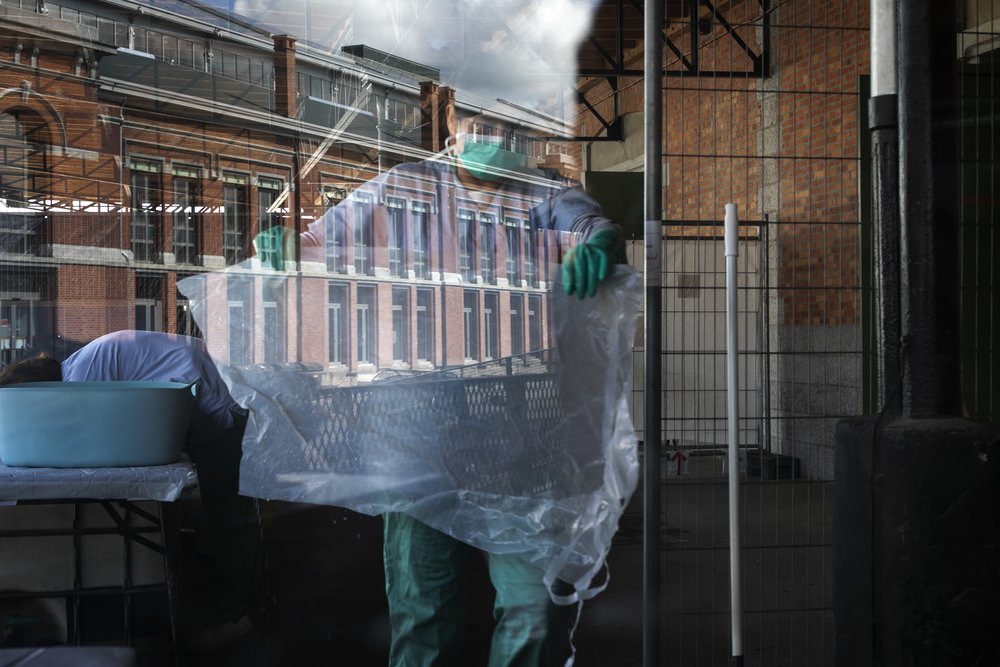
[632,1,868,665]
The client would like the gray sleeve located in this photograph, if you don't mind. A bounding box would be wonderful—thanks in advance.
[530,185,624,261]
[530,185,621,238]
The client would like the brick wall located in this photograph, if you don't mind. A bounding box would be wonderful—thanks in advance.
[576,0,870,477]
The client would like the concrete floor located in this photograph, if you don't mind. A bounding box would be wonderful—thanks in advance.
[162,474,833,667]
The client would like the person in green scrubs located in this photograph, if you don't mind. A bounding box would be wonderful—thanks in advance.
[371,105,623,667]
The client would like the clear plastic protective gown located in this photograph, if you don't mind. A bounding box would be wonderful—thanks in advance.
[179,258,640,602]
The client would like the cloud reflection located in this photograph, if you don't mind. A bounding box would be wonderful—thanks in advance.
[218,0,597,112]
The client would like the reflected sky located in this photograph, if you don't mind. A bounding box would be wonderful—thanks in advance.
[148,0,597,114]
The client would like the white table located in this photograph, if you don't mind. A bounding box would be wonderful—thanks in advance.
[0,459,196,504]
[0,459,197,665]
[0,646,136,666]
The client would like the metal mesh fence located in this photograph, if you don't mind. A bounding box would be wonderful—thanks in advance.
[626,2,867,664]
[614,2,996,665]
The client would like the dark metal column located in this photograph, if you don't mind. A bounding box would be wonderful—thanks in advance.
[642,0,663,664]
[836,2,1000,666]
[869,0,901,412]
[897,0,962,417]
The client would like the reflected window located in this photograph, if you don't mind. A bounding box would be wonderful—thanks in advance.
[463,290,479,361]
[124,22,271,85]
[258,178,283,233]
[0,111,46,256]
[0,270,52,367]
[162,35,178,65]
[392,286,410,363]
[227,277,253,366]
[172,169,199,265]
[412,202,430,279]
[130,160,161,263]
[510,293,524,356]
[336,72,363,109]
[354,193,374,275]
[514,133,531,156]
[528,294,542,353]
[323,187,347,273]
[257,178,284,269]
[524,226,538,287]
[387,197,406,277]
[458,209,475,282]
[416,288,434,364]
[483,291,498,360]
[479,212,496,285]
[223,174,248,265]
[176,279,202,339]
[385,97,420,130]
[472,122,496,145]
[135,273,163,331]
[356,284,376,364]
[504,217,521,285]
[0,199,43,256]
[263,278,285,365]
[328,282,349,365]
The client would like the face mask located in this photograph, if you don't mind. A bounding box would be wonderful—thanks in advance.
[457,140,527,181]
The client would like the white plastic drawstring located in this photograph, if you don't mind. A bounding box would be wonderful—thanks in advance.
[544,493,617,667]
[554,565,611,667]
[562,598,585,667]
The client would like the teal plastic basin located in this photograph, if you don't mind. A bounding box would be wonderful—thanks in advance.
[0,381,196,468]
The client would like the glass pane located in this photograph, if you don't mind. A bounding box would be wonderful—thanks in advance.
[0,0,686,662]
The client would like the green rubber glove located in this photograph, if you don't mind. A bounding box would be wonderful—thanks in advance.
[561,229,622,299]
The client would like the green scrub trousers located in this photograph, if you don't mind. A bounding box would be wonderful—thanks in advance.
[181,411,262,630]
[383,512,574,667]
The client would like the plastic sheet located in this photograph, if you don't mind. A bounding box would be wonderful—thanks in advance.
[0,458,197,503]
[178,262,640,601]
[177,93,641,602]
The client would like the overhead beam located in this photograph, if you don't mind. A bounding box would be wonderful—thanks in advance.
[569,0,771,141]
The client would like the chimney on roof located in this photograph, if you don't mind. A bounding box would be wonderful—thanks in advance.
[273,35,297,118]
[420,82,454,153]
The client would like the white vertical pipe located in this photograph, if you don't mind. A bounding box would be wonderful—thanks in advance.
[724,202,744,662]
[870,0,897,96]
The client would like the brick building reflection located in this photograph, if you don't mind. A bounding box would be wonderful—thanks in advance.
[0,1,579,382]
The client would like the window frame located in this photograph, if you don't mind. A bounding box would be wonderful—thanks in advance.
[392,286,410,364]
[353,192,374,275]
[504,216,522,285]
[411,201,431,279]
[328,281,349,365]
[222,174,249,266]
[479,211,496,285]
[130,161,161,263]
[458,208,476,282]
[509,292,524,356]
[463,289,480,361]
[483,291,499,360]
[172,173,199,265]
[356,283,377,364]
[387,196,406,278]
[415,287,434,364]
